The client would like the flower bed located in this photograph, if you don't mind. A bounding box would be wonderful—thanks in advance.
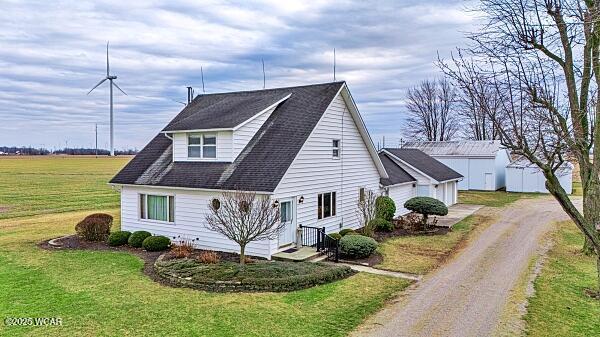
[154,256,355,292]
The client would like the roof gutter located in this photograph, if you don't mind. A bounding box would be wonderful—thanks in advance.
[108,183,275,195]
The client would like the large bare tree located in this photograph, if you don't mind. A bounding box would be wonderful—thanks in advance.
[205,191,283,265]
[439,50,502,140]
[405,78,459,141]
[443,0,600,292]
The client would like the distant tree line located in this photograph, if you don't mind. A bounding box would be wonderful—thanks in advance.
[0,146,137,156]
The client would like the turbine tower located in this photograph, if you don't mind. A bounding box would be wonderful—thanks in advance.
[87,42,127,156]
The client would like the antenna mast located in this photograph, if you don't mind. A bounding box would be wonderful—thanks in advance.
[262,58,266,89]
[201,66,206,93]
[333,48,336,81]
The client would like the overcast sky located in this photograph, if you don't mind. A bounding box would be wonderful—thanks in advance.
[0,0,478,150]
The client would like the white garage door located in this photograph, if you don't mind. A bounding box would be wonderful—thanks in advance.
[388,184,415,217]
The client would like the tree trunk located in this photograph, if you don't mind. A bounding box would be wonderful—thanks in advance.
[239,244,246,265]
[422,214,429,230]
[584,237,597,255]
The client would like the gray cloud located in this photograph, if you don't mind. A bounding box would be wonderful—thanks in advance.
[0,0,477,150]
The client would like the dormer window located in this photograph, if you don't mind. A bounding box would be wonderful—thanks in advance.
[332,139,340,159]
[188,133,217,159]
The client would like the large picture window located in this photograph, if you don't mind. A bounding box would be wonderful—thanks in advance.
[317,192,336,220]
[140,194,174,222]
[188,133,217,158]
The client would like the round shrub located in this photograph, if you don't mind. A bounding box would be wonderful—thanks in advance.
[339,228,355,236]
[339,235,378,259]
[404,197,448,217]
[142,235,171,251]
[75,213,113,241]
[107,231,131,246]
[128,230,152,248]
[369,217,393,232]
[328,233,342,240]
[375,196,396,222]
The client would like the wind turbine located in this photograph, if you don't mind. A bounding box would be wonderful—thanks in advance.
[87,41,127,156]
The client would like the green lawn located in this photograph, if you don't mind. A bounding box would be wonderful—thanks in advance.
[458,190,541,207]
[524,221,600,336]
[0,156,411,337]
[0,156,130,219]
[376,212,496,274]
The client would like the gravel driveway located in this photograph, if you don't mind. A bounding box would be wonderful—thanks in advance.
[353,197,574,337]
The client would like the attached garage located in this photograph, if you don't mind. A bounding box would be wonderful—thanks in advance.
[506,159,573,194]
[379,149,463,216]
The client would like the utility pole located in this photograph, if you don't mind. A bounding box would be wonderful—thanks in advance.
[95,123,98,158]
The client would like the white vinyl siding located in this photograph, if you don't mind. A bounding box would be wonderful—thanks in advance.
[121,186,272,258]
[232,105,277,159]
[172,131,233,162]
[273,93,381,235]
[387,184,415,217]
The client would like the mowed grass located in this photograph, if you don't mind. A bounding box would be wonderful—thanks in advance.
[0,156,412,337]
[525,221,600,336]
[376,212,496,274]
[0,156,131,219]
[458,190,540,207]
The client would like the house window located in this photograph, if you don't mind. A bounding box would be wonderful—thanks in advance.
[188,133,217,158]
[417,185,430,197]
[332,139,340,158]
[317,192,336,219]
[140,194,175,222]
[359,187,365,202]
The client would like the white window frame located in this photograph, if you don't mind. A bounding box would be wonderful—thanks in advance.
[139,193,175,224]
[332,139,340,159]
[317,191,337,220]
[187,133,217,159]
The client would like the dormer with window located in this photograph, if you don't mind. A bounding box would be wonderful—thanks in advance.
[163,92,292,163]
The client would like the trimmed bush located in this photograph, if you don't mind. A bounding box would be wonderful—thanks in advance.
[128,230,152,248]
[339,235,378,259]
[107,231,131,246]
[404,197,448,230]
[369,217,393,232]
[375,196,396,222]
[142,235,171,251]
[328,233,342,240]
[75,213,113,241]
[339,228,355,236]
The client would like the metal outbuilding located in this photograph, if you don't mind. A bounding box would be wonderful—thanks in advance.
[403,140,511,191]
[505,159,573,194]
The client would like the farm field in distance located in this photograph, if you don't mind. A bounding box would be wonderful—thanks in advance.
[0,155,131,219]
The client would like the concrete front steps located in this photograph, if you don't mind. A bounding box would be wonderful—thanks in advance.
[272,246,324,262]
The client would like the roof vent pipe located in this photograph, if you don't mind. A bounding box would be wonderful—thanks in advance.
[187,86,194,104]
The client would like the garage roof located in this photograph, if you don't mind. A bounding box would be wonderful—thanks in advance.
[379,153,416,186]
[383,148,463,182]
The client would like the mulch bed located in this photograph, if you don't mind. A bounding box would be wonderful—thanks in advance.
[358,226,450,242]
[339,252,383,267]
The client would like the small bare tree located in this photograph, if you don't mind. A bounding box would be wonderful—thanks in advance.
[205,191,283,265]
[356,189,378,237]
[405,78,459,141]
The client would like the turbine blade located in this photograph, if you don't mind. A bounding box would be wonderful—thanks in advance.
[106,41,110,76]
[87,78,107,95]
[113,81,127,95]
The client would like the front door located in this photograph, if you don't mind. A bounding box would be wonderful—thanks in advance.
[278,199,296,247]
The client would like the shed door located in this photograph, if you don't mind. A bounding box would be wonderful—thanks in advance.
[484,173,493,190]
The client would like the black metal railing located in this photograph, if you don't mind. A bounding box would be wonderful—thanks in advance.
[298,224,339,262]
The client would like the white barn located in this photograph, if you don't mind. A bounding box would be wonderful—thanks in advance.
[403,140,511,191]
[506,159,573,194]
[378,149,463,217]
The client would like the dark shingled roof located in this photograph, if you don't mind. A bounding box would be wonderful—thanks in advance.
[163,91,291,131]
[378,153,416,186]
[110,82,345,192]
[383,148,463,182]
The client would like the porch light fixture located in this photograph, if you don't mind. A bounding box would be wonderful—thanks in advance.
[434,184,439,188]
[298,196,304,204]
[273,200,280,208]
[412,183,416,187]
